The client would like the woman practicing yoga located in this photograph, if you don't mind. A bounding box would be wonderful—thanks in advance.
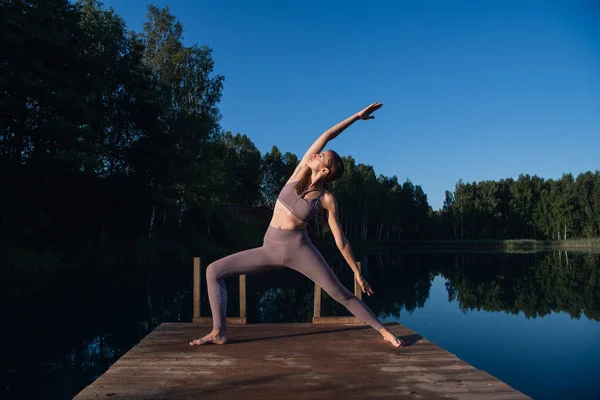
[190,102,404,348]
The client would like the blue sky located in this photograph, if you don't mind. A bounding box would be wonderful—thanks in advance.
[99,0,599,209]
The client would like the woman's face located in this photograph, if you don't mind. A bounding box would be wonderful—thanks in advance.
[308,151,332,177]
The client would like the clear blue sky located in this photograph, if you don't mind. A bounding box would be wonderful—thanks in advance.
[99,0,599,209]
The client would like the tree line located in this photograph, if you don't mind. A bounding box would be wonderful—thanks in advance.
[439,172,600,240]
[1,1,598,273]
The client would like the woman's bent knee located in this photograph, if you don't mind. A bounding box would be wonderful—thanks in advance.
[206,261,222,280]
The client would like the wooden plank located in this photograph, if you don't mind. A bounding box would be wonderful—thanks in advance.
[192,317,247,325]
[354,261,362,300]
[313,283,321,318]
[193,257,200,320]
[239,274,247,319]
[192,258,246,324]
[312,316,363,324]
[74,322,531,400]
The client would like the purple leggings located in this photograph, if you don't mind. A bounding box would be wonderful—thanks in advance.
[206,226,384,331]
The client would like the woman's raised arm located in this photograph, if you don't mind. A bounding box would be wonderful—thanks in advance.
[288,103,383,181]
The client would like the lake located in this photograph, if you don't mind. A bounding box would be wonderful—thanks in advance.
[1,249,598,399]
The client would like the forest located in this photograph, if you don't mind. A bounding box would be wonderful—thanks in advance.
[2,0,599,273]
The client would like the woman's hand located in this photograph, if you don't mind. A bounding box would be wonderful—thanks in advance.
[356,102,383,120]
[356,274,375,296]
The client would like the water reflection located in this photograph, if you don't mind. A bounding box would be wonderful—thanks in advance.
[245,250,599,323]
[1,250,598,399]
[440,251,600,321]
[0,272,188,399]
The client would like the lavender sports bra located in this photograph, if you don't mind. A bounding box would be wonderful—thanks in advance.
[277,181,324,222]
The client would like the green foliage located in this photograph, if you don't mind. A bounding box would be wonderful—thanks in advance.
[0,0,227,272]
[211,132,262,206]
[441,172,600,240]
[259,146,292,208]
[326,157,433,241]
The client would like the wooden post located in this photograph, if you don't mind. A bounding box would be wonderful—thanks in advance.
[239,274,247,319]
[313,261,364,324]
[354,261,362,300]
[313,284,322,318]
[192,257,247,325]
[193,257,201,323]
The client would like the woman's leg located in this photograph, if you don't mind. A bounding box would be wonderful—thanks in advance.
[286,243,384,330]
[190,244,282,345]
[286,243,404,347]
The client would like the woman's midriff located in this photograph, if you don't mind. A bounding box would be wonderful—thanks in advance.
[269,200,308,230]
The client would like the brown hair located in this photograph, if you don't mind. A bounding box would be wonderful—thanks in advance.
[295,150,345,195]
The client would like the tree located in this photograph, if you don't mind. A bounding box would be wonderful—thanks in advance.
[593,171,600,237]
[137,4,224,232]
[357,164,377,239]
[413,185,430,237]
[1,0,87,167]
[442,190,456,238]
[329,156,360,236]
[260,146,287,208]
[510,175,535,238]
[576,172,596,238]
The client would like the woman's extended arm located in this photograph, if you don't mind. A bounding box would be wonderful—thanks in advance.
[288,103,382,181]
[321,192,375,296]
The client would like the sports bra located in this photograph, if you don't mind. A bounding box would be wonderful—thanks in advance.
[277,181,324,222]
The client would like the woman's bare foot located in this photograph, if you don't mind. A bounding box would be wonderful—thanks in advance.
[189,329,228,345]
[379,328,405,348]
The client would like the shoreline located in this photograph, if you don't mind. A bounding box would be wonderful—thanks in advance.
[365,238,600,251]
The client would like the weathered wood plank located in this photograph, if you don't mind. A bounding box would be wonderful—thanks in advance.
[354,261,362,300]
[239,274,247,318]
[74,323,530,400]
[192,257,200,320]
[313,283,321,318]
[192,317,247,324]
[312,316,363,324]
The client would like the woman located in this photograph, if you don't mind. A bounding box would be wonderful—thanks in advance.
[190,102,404,348]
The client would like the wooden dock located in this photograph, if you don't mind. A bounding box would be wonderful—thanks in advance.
[74,322,530,399]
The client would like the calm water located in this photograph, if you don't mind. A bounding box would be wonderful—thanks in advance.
[1,250,599,399]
